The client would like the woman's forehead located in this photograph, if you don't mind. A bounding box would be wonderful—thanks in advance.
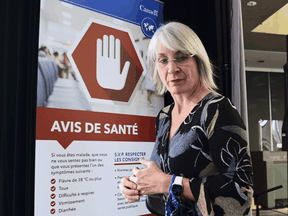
[156,43,188,56]
[156,41,175,52]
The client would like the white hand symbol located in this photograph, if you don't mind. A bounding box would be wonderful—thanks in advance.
[97,35,130,90]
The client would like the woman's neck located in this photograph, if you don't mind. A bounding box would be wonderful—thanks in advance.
[171,86,211,115]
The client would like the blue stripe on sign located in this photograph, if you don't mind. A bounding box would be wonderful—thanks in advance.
[60,0,163,27]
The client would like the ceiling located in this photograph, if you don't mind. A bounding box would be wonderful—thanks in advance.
[241,0,287,71]
[39,0,288,72]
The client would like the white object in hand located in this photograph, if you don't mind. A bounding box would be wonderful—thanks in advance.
[97,35,130,90]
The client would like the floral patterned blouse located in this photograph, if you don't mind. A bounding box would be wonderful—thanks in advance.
[146,92,253,216]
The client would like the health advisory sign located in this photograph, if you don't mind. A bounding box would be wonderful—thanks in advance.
[35,0,163,215]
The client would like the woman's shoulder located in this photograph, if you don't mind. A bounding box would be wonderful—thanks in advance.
[157,103,174,119]
[205,92,246,129]
[204,92,236,110]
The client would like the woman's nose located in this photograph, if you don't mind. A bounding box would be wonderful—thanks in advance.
[167,60,180,74]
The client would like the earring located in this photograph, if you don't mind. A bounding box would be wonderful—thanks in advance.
[168,69,171,73]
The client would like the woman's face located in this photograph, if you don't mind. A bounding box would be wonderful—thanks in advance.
[157,44,201,96]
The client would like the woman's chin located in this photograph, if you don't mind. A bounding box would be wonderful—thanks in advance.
[167,87,187,96]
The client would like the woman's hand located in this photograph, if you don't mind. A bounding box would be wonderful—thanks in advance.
[119,176,140,203]
[133,158,171,196]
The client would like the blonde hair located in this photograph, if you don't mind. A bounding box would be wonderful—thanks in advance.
[147,22,218,95]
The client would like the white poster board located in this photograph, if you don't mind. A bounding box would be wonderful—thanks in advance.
[35,0,163,215]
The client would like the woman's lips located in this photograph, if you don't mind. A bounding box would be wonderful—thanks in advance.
[170,79,184,83]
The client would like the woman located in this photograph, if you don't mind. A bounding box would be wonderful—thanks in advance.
[120,22,253,216]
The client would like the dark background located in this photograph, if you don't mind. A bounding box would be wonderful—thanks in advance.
[246,71,285,151]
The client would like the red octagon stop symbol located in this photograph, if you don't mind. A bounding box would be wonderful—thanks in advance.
[69,19,145,103]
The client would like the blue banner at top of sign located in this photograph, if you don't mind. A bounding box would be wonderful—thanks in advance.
[61,0,163,38]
